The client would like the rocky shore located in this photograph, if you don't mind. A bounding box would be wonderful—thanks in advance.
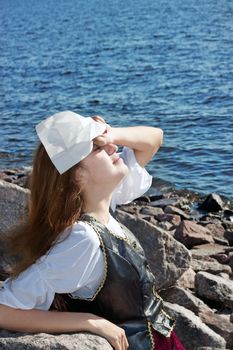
[0,168,233,350]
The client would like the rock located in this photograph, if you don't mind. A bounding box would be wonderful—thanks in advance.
[195,272,233,310]
[225,230,233,246]
[199,309,233,350]
[140,215,159,226]
[0,331,112,349]
[0,180,30,233]
[190,243,226,258]
[140,206,164,217]
[157,220,175,231]
[199,193,225,212]
[164,205,191,220]
[176,267,196,289]
[191,258,232,275]
[205,223,225,239]
[174,220,214,249]
[116,210,191,289]
[210,254,230,264]
[156,213,181,227]
[160,286,211,315]
[163,302,226,349]
[149,197,180,208]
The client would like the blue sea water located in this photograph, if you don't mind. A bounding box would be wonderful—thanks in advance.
[0,0,233,198]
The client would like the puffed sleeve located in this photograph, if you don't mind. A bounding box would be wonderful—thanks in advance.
[111,147,152,211]
[0,264,54,310]
[0,223,105,310]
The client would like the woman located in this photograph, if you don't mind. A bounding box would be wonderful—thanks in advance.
[0,111,185,350]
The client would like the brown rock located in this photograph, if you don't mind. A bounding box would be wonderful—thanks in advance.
[205,223,225,239]
[175,220,214,249]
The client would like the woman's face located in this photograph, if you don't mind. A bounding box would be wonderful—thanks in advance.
[74,143,129,189]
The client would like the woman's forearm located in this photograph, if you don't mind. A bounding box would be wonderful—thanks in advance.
[112,126,163,167]
[0,304,129,349]
[0,304,92,333]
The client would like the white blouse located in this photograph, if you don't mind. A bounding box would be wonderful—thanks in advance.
[0,147,152,310]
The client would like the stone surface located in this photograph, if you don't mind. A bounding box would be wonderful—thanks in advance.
[176,267,196,289]
[175,220,214,248]
[0,331,112,350]
[160,286,211,315]
[116,210,191,289]
[191,257,232,275]
[164,205,191,219]
[164,302,226,349]
[199,193,225,212]
[195,271,233,310]
[199,309,233,349]
[191,243,227,258]
[0,180,30,233]
[205,223,225,239]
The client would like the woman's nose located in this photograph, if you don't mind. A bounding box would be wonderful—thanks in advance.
[102,143,118,155]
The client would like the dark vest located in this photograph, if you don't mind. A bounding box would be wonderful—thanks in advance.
[53,214,176,350]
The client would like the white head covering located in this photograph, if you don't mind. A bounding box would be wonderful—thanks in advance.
[35,111,106,174]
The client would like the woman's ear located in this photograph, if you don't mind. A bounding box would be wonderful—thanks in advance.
[73,166,88,187]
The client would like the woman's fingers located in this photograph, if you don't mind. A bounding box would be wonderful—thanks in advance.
[91,115,106,124]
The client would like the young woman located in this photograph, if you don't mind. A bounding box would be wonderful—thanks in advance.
[0,111,185,350]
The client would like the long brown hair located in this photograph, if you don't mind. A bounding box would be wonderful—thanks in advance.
[5,143,84,278]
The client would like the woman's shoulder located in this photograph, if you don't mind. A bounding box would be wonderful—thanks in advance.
[38,221,101,265]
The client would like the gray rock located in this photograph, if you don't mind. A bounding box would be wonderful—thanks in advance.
[195,272,233,310]
[0,180,30,233]
[160,286,211,315]
[191,243,226,258]
[199,309,233,349]
[0,331,112,349]
[199,193,225,212]
[140,206,164,217]
[164,205,191,220]
[164,302,226,350]
[116,210,191,289]
[191,258,232,275]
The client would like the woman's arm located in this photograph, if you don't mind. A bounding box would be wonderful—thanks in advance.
[0,304,128,350]
[111,126,163,167]
[92,117,163,167]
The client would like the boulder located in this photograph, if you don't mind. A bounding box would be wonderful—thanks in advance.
[160,286,211,315]
[0,331,112,349]
[175,220,214,248]
[191,243,226,258]
[199,193,225,212]
[176,267,196,289]
[164,205,191,220]
[195,271,233,310]
[0,180,29,233]
[164,302,226,350]
[191,257,232,275]
[116,210,191,289]
[199,309,233,349]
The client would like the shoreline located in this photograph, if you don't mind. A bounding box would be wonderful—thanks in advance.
[0,167,233,349]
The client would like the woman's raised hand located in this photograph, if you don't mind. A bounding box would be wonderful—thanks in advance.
[91,115,113,146]
[88,315,129,350]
